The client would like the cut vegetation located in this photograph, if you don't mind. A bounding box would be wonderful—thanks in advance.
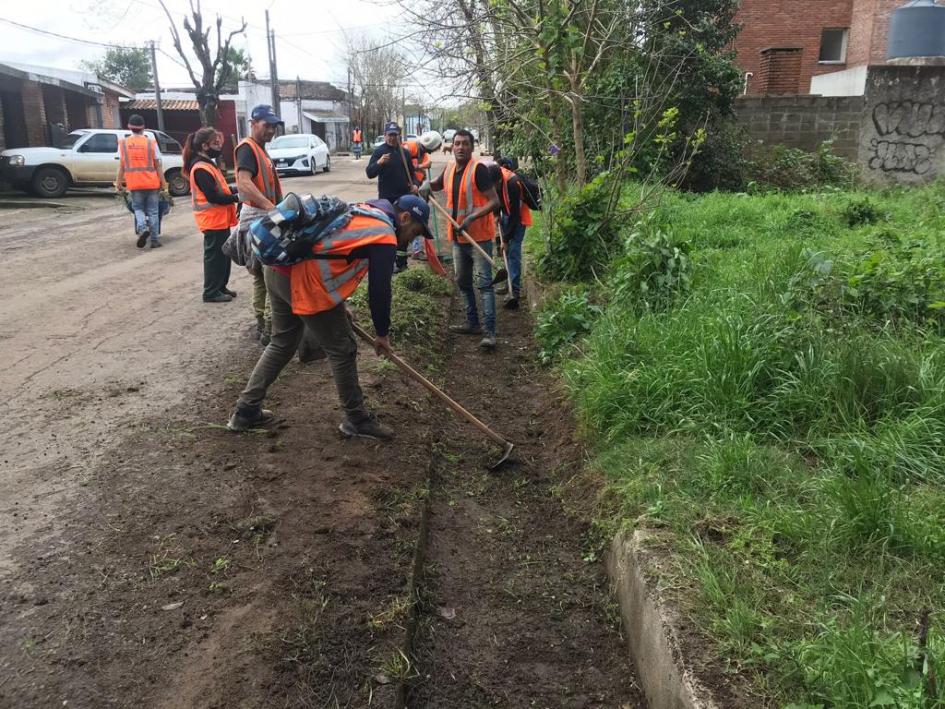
[534,182,945,708]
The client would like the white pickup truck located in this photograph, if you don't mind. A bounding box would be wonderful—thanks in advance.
[0,129,189,198]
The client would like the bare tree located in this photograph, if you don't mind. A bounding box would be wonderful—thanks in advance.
[158,0,247,126]
[345,35,410,138]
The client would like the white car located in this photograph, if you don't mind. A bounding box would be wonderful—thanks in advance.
[0,129,187,198]
[267,134,330,176]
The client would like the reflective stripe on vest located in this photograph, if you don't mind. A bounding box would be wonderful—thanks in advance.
[120,134,161,191]
[444,157,494,242]
[236,138,280,204]
[189,162,237,232]
[290,211,397,315]
[120,135,156,172]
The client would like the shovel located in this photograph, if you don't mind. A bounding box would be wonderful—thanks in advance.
[428,198,509,285]
[352,322,515,470]
[500,244,519,310]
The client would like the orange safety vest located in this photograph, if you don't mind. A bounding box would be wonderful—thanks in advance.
[500,166,533,227]
[352,129,363,143]
[235,138,281,205]
[404,140,431,182]
[444,157,495,243]
[290,206,398,315]
[119,134,161,191]
[189,161,238,232]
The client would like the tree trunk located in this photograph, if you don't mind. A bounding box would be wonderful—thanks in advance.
[568,77,587,186]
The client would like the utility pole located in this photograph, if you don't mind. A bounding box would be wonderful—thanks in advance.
[347,66,353,129]
[265,11,280,119]
[296,75,302,134]
[149,41,165,132]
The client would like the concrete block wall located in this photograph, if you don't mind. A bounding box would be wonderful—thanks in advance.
[859,65,945,184]
[735,95,865,159]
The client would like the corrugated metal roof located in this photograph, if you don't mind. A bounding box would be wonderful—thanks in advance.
[124,99,199,111]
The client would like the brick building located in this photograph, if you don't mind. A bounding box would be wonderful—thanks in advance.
[0,62,133,152]
[734,0,902,95]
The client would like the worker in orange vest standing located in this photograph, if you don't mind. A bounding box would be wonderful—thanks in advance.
[235,105,283,345]
[421,129,501,349]
[115,114,168,249]
[226,195,434,438]
[352,126,364,160]
[487,158,533,309]
[184,127,239,302]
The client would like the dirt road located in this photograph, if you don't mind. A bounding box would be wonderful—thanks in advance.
[0,154,644,708]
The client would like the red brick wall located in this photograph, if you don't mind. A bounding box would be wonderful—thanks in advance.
[20,81,46,146]
[847,0,899,66]
[735,0,854,94]
[758,48,803,94]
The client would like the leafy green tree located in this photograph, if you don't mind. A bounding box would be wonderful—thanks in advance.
[81,48,152,91]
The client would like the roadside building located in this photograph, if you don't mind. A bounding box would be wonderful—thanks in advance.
[119,94,240,168]
[0,61,133,151]
[733,0,901,96]
[239,79,351,151]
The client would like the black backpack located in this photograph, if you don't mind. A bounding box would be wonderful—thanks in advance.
[518,174,542,211]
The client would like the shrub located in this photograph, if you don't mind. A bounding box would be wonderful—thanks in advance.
[842,197,883,227]
[843,232,945,327]
[537,173,620,282]
[535,289,602,364]
[609,216,691,311]
[745,141,857,192]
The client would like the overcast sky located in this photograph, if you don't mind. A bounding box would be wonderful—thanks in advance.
[0,0,418,94]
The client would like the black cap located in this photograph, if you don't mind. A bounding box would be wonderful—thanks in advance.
[127,114,146,129]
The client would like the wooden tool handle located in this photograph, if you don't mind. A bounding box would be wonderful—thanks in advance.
[428,198,497,266]
[351,322,509,448]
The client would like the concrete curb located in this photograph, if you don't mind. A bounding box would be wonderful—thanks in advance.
[607,529,722,709]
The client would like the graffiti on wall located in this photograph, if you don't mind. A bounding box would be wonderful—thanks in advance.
[868,101,945,175]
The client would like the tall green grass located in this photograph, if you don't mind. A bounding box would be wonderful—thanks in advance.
[542,182,945,707]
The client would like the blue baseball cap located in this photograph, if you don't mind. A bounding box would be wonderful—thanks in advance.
[384,121,401,135]
[251,104,284,125]
[395,194,433,239]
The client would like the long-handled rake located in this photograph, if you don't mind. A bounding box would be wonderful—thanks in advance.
[352,322,515,469]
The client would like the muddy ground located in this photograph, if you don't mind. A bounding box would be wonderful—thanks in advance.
[0,156,644,708]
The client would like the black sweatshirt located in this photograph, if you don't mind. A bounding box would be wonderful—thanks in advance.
[365,144,418,203]
[500,173,523,238]
[192,157,240,206]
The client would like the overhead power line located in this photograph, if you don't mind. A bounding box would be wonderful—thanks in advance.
[0,17,145,50]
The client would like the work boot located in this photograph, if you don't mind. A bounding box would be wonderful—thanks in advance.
[479,332,497,350]
[150,239,163,249]
[136,228,150,248]
[449,322,482,336]
[221,287,237,298]
[203,293,233,303]
[339,413,394,441]
[227,405,275,432]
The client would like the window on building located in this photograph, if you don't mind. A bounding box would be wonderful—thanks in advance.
[819,28,849,63]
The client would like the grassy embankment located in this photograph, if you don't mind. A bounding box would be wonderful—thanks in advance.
[534,182,945,708]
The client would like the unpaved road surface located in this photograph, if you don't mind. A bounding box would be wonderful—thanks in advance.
[0,155,644,708]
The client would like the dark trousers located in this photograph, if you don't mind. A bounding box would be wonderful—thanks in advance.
[237,268,369,422]
[203,229,232,299]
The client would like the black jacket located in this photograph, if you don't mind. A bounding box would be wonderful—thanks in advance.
[365,143,418,203]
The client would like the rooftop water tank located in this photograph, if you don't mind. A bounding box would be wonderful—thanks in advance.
[888,0,945,59]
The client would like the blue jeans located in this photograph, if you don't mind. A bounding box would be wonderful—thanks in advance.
[131,189,160,241]
[453,240,496,334]
[501,217,526,294]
